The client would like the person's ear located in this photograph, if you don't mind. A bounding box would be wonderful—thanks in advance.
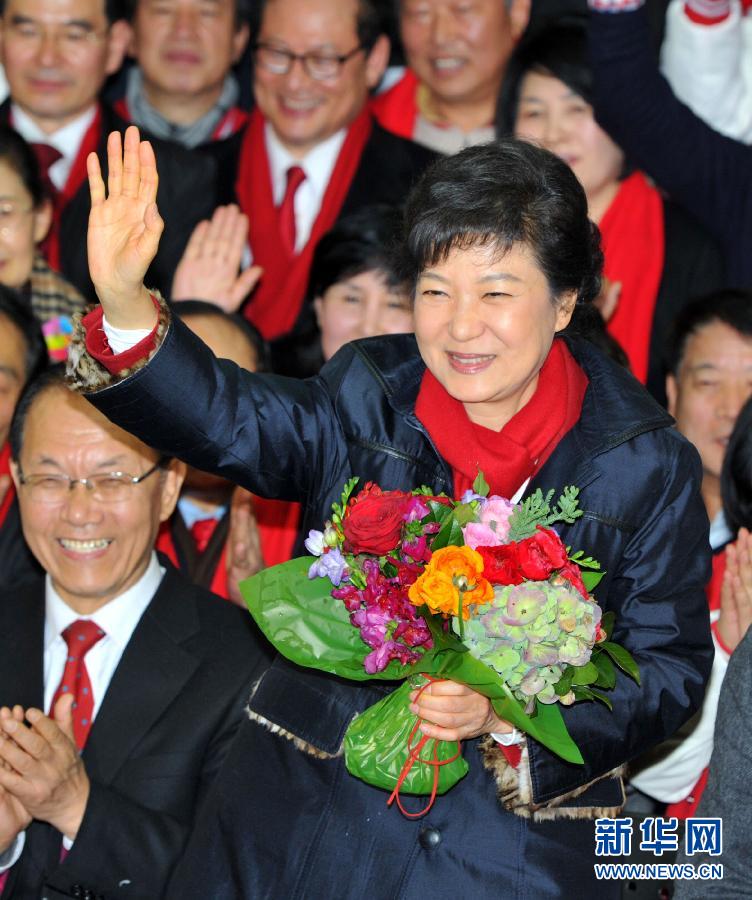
[105,19,132,76]
[508,0,531,43]
[365,35,390,90]
[313,295,324,329]
[158,458,187,522]
[9,459,20,493]
[666,373,678,418]
[554,291,577,332]
[32,199,53,245]
[232,21,250,63]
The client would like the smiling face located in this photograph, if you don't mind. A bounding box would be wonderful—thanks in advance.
[130,0,249,119]
[413,241,575,431]
[667,321,752,514]
[514,71,624,221]
[0,159,51,288]
[0,0,129,133]
[253,0,389,158]
[400,0,526,122]
[314,268,413,361]
[12,386,184,613]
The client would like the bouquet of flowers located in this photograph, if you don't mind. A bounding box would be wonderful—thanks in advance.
[241,474,638,814]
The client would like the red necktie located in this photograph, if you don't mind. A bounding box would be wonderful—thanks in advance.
[278,165,306,257]
[30,142,63,202]
[190,516,219,554]
[49,620,106,751]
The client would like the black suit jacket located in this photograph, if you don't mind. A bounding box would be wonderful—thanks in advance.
[0,102,218,304]
[0,562,271,900]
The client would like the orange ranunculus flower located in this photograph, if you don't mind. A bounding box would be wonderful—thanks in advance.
[408,546,494,619]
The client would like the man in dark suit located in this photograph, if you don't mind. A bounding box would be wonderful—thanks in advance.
[0,368,270,899]
[0,0,217,303]
[210,0,435,342]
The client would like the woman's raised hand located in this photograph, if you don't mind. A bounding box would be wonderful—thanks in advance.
[87,126,163,329]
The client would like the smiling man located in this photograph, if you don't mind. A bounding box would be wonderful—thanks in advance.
[0,367,270,899]
[372,0,530,154]
[209,0,434,342]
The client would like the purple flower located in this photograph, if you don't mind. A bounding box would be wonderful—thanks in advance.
[460,490,486,504]
[304,529,326,556]
[404,496,431,522]
[350,606,391,648]
[364,640,420,674]
[308,548,349,586]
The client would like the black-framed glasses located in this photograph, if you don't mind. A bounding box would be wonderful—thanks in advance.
[17,457,169,504]
[252,42,365,81]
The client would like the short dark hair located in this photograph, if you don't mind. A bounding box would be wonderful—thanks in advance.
[722,395,752,535]
[666,289,752,376]
[0,286,48,382]
[9,364,66,460]
[399,138,602,308]
[0,0,127,23]
[123,0,250,27]
[0,125,47,207]
[251,0,384,50]
[172,300,271,372]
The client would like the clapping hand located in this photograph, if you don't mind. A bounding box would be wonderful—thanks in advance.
[226,487,265,605]
[87,126,163,329]
[718,527,752,653]
[0,707,31,855]
[171,204,263,313]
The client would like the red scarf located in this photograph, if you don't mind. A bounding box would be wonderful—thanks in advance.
[370,69,419,140]
[0,442,14,529]
[415,339,589,499]
[600,172,665,384]
[235,107,373,339]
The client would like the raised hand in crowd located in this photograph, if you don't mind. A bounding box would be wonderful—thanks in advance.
[226,488,266,606]
[718,528,752,652]
[0,696,88,841]
[171,205,262,313]
[86,127,163,328]
[0,707,31,855]
[593,276,622,324]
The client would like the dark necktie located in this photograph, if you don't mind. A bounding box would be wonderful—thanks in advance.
[30,142,63,202]
[278,165,306,256]
[49,619,106,751]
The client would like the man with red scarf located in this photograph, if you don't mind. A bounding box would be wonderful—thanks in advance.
[208,0,434,342]
[0,0,217,302]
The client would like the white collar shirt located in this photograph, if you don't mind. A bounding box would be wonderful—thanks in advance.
[10,103,98,192]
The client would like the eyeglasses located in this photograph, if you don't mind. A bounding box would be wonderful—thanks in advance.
[17,457,168,504]
[5,20,109,59]
[0,201,34,234]
[252,42,365,81]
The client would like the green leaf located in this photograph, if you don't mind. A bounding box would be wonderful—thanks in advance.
[600,611,616,640]
[581,570,605,593]
[553,665,575,696]
[571,661,599,686]
[472,470,490,497]
[454,503,478,526]
[592,651,616,690]
[601,641,641,685]
[426,499,454,525]
[571,685,613,709]
[431,516,465,550]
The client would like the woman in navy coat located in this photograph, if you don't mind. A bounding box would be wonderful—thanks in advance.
[67,130,714,898]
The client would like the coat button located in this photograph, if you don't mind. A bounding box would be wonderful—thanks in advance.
[419,826,441,850]
[70,886,84,899]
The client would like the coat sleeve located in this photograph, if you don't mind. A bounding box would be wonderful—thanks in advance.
[70,306,350,505]
[490,434,714,815]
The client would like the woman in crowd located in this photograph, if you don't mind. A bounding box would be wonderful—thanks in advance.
[0,126,87,361]
[68,128,712,898]
[273,204,414,377]
[497,21,724,404]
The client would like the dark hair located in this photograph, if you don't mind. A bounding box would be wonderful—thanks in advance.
[0,286,48,382]
[666,289,752,375]
[172,300,271,372]
[0,0,127,23]
[399,138,602,309]
[722,395,752,535]
[0,125,47,207]
[496,19,592,137]
[251,0,384,50]
[124,0,250,27]
[9,364,66,460]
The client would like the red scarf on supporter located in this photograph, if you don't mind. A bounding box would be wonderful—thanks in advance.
[0,442,14,529]
[415,339,588,499]
[370,69,419,140]
[235,107,373,339]
[600,172,665,384]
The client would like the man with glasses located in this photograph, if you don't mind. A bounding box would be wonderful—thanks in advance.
[114,0,251,148]
[0,367,270,899]
[210,0,434,342]
[0,0,217,302]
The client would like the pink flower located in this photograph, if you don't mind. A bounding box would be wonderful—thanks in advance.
[462,496,514,549]
[463,522,504,550]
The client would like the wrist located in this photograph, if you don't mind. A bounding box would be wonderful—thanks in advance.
[96,285,157,330]
[50,779,89,841]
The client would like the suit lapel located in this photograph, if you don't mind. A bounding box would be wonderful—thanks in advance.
[0,580,45,710]
[82,567,202,784]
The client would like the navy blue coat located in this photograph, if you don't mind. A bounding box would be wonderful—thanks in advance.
[77,320,714,899]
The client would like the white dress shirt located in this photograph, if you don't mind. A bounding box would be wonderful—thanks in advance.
[0,553,165,872]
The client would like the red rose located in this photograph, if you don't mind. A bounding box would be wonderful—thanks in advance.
[559,560,589,599]
[343,488,412,555]
[515,527,568,581]
[477,544,524,585]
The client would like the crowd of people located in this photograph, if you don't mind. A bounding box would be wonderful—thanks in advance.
[0,0,750,896]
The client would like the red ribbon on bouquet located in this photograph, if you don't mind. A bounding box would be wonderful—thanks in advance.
[387,676,463,819]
